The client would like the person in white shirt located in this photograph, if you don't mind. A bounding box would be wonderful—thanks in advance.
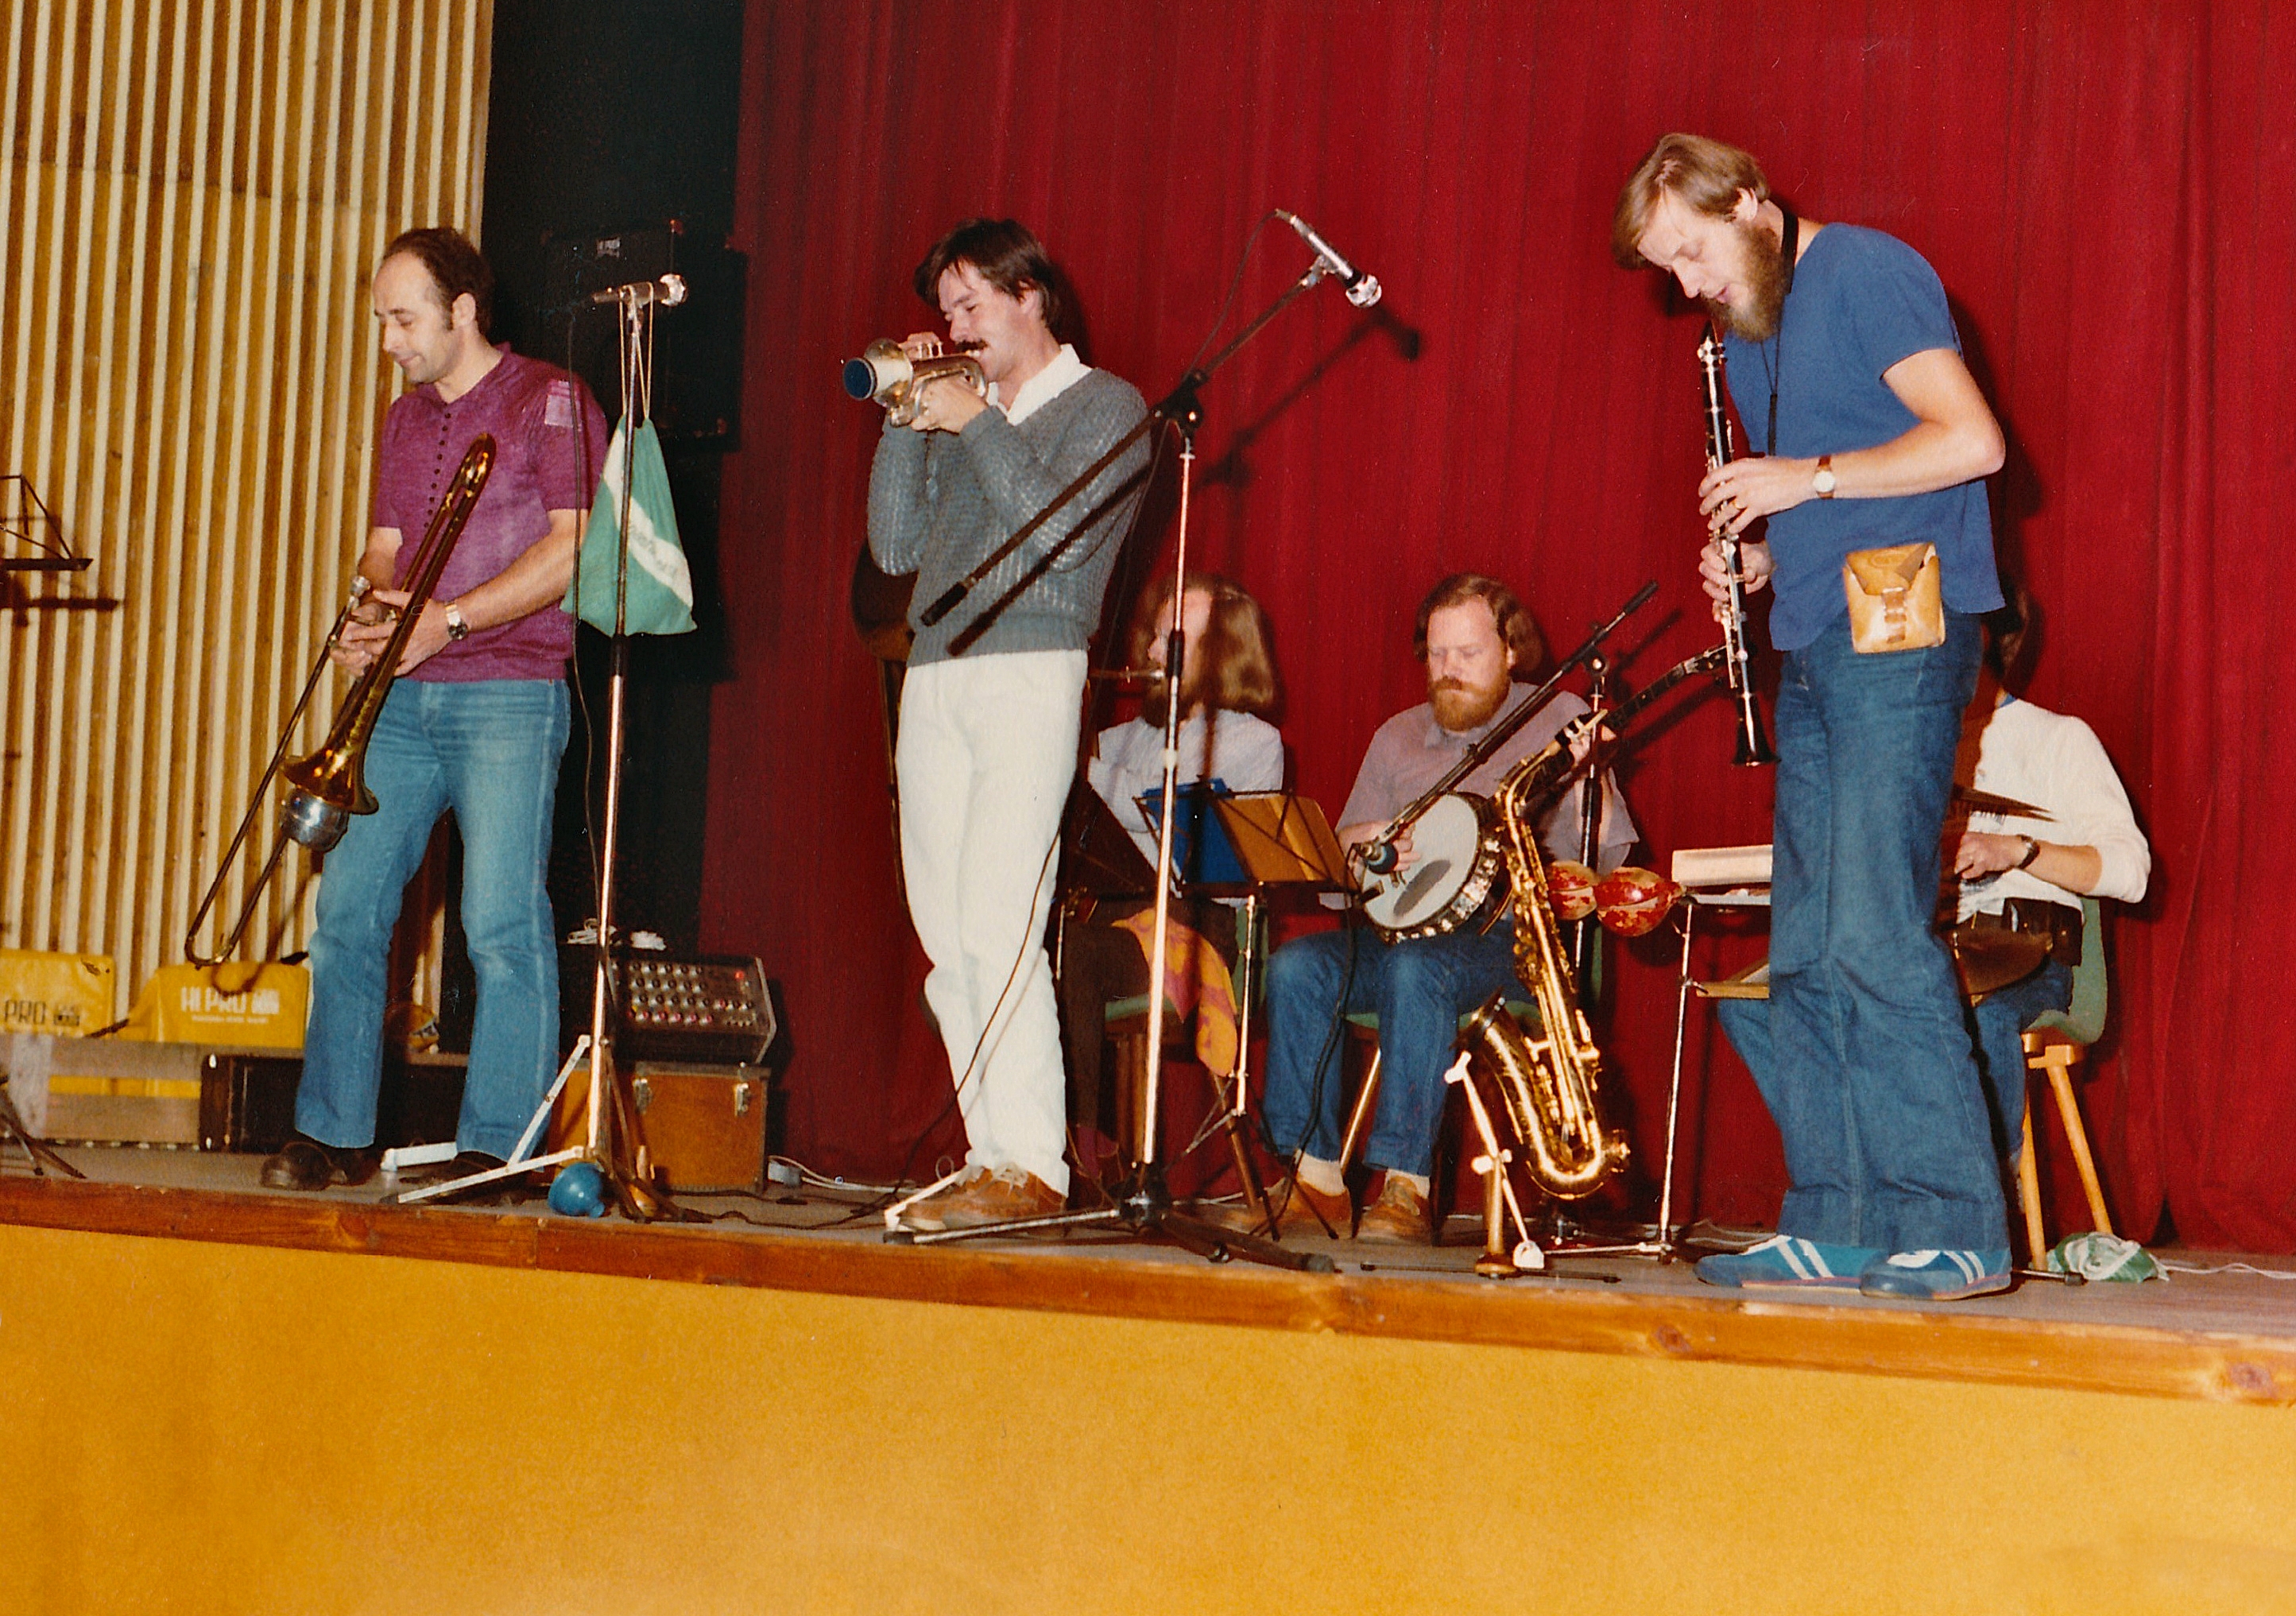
[1060,572,1284,1149]
[1942,584,2149,1157]
[1720,582,2149,1164]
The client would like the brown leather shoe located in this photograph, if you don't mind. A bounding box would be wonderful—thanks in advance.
[1357,1172,1431,1244]
[898,1167,989,1232]
[1272,1175,1352,1239]
[936,1166,1066,1229]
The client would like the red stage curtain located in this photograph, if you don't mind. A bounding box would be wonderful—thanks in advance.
[706,0,2296,1251]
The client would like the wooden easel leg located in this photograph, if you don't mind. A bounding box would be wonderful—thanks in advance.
[1338,1049,1381,1175]
[1220,1097,1274,1234]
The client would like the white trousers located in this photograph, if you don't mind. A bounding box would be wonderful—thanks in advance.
[895,649,1085,1193]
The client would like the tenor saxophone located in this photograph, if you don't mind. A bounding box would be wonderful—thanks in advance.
[1453,734,1633,1202]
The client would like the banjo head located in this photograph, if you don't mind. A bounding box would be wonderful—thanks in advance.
[1362,793,1504,940]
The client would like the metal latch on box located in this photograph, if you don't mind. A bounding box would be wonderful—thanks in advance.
[629,1077,754,1115]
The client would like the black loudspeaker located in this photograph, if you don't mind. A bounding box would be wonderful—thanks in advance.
[199,1052,467,1153]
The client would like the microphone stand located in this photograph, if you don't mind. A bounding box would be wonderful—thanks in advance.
[1569,650,1611,994]
[401,283,683,1219]
[893,256,1358,1273]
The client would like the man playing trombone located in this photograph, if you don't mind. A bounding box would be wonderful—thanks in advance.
[261,227,606,1195]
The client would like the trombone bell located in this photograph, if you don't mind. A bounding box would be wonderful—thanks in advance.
[281,791,350,854]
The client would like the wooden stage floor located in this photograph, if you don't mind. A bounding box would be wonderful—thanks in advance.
[6,1142,2293,1409]
[10,1142,2296,1612]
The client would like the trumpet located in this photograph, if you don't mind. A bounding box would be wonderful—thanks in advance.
[1698,323,1778,766]
[184,436,495,965]
[842,336,987,425]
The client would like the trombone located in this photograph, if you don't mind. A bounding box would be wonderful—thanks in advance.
[184,436,496,965]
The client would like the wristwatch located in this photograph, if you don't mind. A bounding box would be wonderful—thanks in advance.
[1812,454,1837,498]
[444,600,470,642]
[2014,835,2042,870]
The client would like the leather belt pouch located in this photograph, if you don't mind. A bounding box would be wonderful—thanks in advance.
[1843,541,1944,653]
[1965,897,2083,968]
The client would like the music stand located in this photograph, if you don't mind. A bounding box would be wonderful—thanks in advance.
[1,475,94,574]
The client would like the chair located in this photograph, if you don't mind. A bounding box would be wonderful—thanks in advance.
[1334,967,1580,1245]
[1100,898,1274,1226]
[2015,897,2114,1267]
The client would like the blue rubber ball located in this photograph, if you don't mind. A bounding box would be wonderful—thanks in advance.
[549,1161,610,1218]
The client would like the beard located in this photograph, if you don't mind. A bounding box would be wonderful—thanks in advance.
[1429,672,1512,734]
[1704,215,1789,341]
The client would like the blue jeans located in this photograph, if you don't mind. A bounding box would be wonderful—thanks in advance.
[1969,956,2074,1160]
[1259,922,1519,1177]
[1721,953,2073,1176]
[298,679,570,1158]
[1760,610,2004,1251]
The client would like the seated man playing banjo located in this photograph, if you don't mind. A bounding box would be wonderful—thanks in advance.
[1257,573,1636,1242]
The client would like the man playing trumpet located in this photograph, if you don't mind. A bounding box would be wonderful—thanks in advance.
[261,227,606,1195]
[869,219,1152,1230]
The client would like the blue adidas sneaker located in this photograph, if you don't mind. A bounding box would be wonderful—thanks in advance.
[1858,1248,2014,1300]
[1694,1234,1881,1289]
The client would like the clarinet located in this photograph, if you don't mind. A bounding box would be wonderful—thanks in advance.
[1698,323,1778,766]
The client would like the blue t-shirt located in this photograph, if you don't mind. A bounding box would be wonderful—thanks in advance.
[1725,224,2001,650]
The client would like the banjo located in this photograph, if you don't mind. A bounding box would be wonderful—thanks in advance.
[1359,646,1726,942]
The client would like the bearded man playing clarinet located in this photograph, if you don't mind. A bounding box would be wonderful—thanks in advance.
[1616,134,2016,1300]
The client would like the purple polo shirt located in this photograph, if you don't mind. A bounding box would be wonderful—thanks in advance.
[372,346,606,681]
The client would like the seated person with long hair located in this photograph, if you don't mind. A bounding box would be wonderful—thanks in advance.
[1059,572,1284,1153]
[1718,579,2149,1202]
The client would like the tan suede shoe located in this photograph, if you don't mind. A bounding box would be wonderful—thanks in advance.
[935,1166,1067,1229]
[1355,1172,1431,1244]
[1272,1174,1353,1239]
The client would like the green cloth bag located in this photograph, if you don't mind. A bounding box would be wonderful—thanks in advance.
[566,418,696,636]
[2047,1232,2161,1282]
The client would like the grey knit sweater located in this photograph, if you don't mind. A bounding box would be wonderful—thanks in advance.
[867,367,1150,666]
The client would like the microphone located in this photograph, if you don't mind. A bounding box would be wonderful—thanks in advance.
[1276,210,1382,308]
[590,273,688,308]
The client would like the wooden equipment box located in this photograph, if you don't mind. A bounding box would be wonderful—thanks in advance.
[629,1062,769,1194]
[30,1037,204,1144]
[198,1051,467,1154]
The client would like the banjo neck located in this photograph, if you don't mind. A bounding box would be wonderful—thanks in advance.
[1496,645,1728,812]
[1370,675,1572,852]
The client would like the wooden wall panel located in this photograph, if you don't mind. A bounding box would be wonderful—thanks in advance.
[0,0,494,1015]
